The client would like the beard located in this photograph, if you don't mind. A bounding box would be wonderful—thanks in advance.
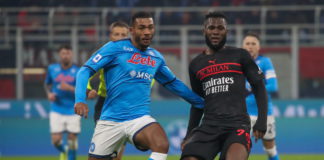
[205,35,227,52]
[135,35,151,51]
[61,60,71,67]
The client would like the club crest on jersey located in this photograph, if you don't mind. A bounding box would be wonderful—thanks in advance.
[148,51,155,56]
[127,53,156,67]
[123,46,134,52]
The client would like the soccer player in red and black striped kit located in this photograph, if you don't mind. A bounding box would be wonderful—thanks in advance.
[181,12,268,160]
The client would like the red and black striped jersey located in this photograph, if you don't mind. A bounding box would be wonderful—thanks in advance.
[189,46,265,127]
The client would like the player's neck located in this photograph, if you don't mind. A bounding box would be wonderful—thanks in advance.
[205,47,225,55]
[61,63,72,70]
[131,38,147,52]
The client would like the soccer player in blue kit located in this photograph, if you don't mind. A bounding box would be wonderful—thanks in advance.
[44,45,80,160]
[243,32,280,160]
[74,11,204,160]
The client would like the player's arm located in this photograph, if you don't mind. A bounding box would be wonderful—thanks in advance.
[155,63,204,109]
[241,50,268,140]
[60,82,75,92]
[183,66,204,144]
[263,58,278,93]
[44,66,56,101]
[75,42,115,118]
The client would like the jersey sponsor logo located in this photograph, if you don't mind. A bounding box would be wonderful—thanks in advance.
[55,74,74,82]
[203,77,234,96]
[92,54,102,63]
[129,70,153,80]
[196,63,242,80]
[127,53,156,67]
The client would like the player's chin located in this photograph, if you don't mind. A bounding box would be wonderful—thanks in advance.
[141,39,151,45]
[140,42,151,48]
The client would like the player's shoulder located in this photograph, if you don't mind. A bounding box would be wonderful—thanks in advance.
[48,63,60,69]
[189,52,205,67]
[258,55,271,61]
[225,46,249,54]
[257,55,272,64]
[71,64,80,69]
[92,39,128,57]
[111,38,130,45]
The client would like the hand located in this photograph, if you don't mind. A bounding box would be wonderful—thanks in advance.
[60,82,73,91]
[74,102,89,118]
[253,130,265,143]
[181,139,187,151]
[87,89,98,99]
[47,92,56,101]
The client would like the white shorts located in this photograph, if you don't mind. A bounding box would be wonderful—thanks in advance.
[89,115,156,157]
[49,112,81,134]
[250,115,276,140]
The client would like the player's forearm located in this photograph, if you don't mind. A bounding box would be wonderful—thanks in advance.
[44,83,52,94]
[75,67,94,104]
[164,78,204,109]
[251,79,268,132]
[184,106,203,139]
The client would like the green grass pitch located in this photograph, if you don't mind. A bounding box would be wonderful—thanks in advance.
[2,154,324,160]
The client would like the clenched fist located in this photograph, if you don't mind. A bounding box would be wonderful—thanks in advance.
[74,102,89,118]
[47,92,56,101]
[87,89,98,99]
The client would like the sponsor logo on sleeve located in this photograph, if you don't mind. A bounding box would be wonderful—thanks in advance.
[92,54,102,63]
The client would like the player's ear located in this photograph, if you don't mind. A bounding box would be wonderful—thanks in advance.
[129,27,133,33]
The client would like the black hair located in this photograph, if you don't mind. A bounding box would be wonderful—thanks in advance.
[110,21,129,30]
[204,12,228,26]
[58,44,71,52]
[244,31,261,41]
[130,11,153,26]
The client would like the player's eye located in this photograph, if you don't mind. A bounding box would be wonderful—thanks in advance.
[208,26,216,30]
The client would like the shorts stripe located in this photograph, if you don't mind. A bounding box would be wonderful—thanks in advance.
[132,122,158,151]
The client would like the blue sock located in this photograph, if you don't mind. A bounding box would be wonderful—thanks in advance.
[68,149,76,160]
[269,154,279,160]
[54,144,65,153]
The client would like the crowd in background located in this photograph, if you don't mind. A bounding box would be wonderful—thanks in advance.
[0,0,322,7]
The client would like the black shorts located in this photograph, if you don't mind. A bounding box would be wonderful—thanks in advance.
[181,124,251,160]
[94,96,105,124]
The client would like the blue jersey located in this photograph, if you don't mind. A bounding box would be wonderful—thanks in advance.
[246,55,278,116]
[75,39,204,122]
[45,63,79,115]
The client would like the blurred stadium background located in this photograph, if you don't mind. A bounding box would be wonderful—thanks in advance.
[1,0,324,159]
